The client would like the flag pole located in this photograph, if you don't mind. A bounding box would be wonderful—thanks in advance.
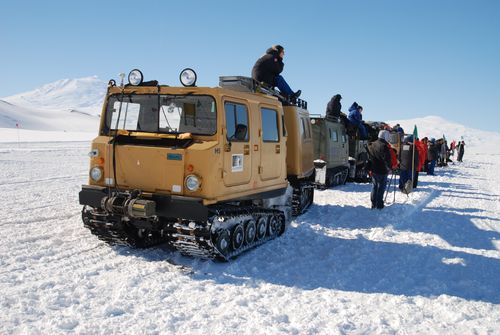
[411,125,418,187]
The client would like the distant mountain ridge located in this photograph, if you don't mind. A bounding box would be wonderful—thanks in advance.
[3,76,106,113]
[0,77,105,132]
[389,115,500,154]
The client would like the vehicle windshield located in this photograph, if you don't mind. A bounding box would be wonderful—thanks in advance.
[104,94,217,135]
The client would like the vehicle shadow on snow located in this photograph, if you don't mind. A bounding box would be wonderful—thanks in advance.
[188,217,500,304]
[184,189,500,304]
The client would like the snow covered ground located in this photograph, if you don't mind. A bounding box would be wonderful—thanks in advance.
[0,141,499,334]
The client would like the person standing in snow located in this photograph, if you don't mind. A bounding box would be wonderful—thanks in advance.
[347,102,368,139]
[441,140,449,166]
[457,140,465,162]
[450,140,456,157]
[367,130,393,209]
[421,137,429,172]
[413,138,426,188]
[427,138,438,175]
[252,45,301,100]
[399,135,419,193]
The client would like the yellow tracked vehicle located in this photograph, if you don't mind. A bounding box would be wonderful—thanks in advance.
[79,69,314,260]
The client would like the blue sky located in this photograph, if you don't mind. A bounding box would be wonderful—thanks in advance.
[1,0,499,132]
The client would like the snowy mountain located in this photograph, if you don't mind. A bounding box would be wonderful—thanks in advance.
[0,76,105,133]
[3,76,106,113]
[388,116,500,154]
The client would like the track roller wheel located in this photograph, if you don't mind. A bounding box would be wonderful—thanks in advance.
[231,224,244,250]
[215,229,231,256]
[267,215,280,237]
[244,219,256,245]
[256,217,267,241]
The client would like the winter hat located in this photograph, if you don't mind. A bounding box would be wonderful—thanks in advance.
[273,45,284,53]
[378,130,390,142]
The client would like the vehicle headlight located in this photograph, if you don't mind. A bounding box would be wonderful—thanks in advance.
[185,174,201,191]
[179,68,197,87]
[128,69,144,86]
[90,167,103,181]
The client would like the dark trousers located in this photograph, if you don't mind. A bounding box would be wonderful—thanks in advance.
[275,75,293,96]
[399,170,412,190]
[371,173,388,209]
[413,171,419,188]
[427,160,436,175]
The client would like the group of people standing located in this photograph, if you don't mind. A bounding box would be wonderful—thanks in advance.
[368,131,466,210]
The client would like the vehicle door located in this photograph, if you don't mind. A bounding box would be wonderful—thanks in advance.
[259,105,284,181]
[222,100,252,187]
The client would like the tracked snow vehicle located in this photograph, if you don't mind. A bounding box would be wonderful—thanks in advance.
[310,115,349,188]
[79,70,314,260]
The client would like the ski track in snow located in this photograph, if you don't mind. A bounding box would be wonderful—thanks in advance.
[0,142,499,334]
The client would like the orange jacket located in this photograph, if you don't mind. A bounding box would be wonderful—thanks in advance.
[388,145,398,170]
[415,140,426,171]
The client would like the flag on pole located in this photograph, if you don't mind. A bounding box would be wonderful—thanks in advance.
[413,125,418,139]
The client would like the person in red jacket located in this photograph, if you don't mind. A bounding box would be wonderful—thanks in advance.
[421,137,429,172]
[389,145,398,171]
[413,138,426,188]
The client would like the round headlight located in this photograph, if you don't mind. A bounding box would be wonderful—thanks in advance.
[90,167,103,182]
[179,68,197,87]
[185,174,201,191]
[128,69,143,86]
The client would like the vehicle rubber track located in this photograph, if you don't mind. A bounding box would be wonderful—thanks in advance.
[82,206,167,248]
[292,182,314,216]
[170,206,285,261]
[82,205,286,261]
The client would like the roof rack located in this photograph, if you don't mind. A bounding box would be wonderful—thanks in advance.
[219,76,308,110]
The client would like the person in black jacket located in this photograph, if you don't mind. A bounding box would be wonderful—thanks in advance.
[367,130,393,209]
[252,45,301,99]
[326,94,342,120]
[457,140,465,162]
[427,138,438,175]
[399,135,419,193]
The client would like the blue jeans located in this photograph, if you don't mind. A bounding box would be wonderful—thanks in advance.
[358,124,368,139]
[427,160,436,175]
[371,173,388,209]
[275,75,294,96]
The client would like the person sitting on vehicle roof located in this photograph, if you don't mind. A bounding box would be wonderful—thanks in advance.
[326,94,342,120]
[252,45,301,100]
[347,102,368,139]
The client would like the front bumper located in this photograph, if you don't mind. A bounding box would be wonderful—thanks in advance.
[79,185,209,222]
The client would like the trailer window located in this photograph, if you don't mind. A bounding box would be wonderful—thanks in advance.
[331,129,338,142]
[301,118,311,139]
[225,102,249,141]
[261,108,279,142]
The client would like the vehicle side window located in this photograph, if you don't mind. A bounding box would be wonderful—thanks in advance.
[342,133,347,143]
[332,130,338,142]
[301,118,311,139]
[225,102,249,141]
[261,108,279,142]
